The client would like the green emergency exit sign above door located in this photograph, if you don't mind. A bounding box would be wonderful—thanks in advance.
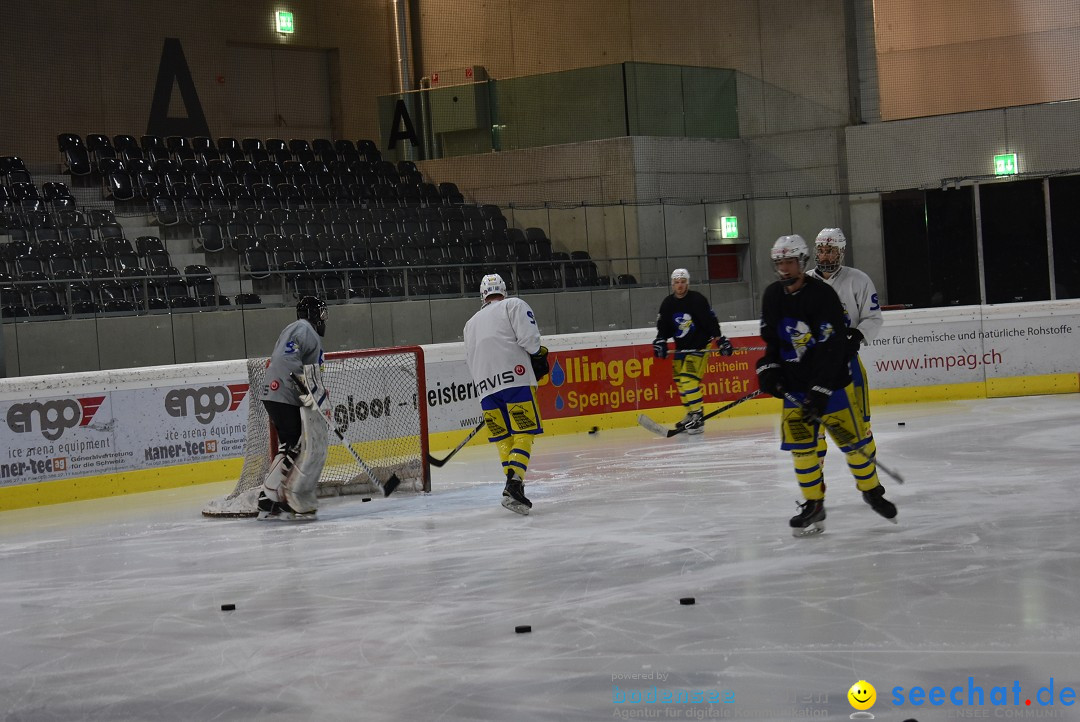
[993,153,1018,176]
[276,11,295,34]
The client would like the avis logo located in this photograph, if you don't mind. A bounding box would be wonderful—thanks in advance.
[165,384,248,424]
[7,396,107,441]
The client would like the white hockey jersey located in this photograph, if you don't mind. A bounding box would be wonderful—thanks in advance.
[807,265,883,343]
[463,297,543,398]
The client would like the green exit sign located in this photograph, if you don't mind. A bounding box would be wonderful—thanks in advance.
[276,11,295,34]
[721,216,739,239]
[994,153,1018,176]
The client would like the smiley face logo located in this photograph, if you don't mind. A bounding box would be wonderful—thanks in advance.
[847,680,876,711]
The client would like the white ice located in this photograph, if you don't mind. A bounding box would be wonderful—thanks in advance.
[2,394,1079,722]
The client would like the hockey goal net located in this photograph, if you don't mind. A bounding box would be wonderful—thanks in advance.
[203,346,430,517]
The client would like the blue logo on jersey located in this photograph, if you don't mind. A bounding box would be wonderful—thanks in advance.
[527,310,536,325]
[673,312,694,339]
[284,341,299,354]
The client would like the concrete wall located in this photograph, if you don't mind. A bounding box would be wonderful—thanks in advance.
[875,1,1080,120]
[2,284,754,376]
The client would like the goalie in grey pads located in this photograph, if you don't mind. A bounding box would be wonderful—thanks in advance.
[257,296,331,520]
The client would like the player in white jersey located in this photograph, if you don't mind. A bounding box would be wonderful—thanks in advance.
[806,228,883,468]
[463,274,549,515]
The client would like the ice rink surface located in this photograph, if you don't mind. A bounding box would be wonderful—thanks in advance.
[2,394,1079,722]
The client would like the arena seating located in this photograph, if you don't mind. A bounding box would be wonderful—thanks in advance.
[2,135,615,322]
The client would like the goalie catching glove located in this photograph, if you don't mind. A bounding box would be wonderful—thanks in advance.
[530,346,550,381]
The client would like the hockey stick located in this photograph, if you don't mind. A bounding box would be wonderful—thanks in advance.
[703,345,766,354]
[428,420,484,468]
[290,373,401,496]
[780,390,905,484]
[638,389,763,438]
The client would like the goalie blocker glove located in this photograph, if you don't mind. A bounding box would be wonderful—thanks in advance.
[652,337,668,359]
[530,346,550,381]
[293,365,332,418]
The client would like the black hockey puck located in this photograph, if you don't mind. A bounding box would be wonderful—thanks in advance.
[898,422,906,426]
[679,597,695,605]
[515,625,532,634]
[362,497,371,502]
[588,426,599,434]
[221,603,235,611]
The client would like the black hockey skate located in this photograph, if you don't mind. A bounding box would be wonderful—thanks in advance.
[862,484,897,524]
[790,498,826,537]
[501,472,532,516]
[681,409,705,435]
[256,491,316,521]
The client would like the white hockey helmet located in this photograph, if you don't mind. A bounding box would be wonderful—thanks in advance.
[814,228,847,274]
[670,268,690,283]
[479,273,507,301]
[770,235,811,285]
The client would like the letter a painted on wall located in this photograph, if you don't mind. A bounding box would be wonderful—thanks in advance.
[147,38,211,138]
[388,99,420,148]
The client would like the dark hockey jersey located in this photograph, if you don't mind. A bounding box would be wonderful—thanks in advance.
[656,290,722,352]
[759,276,850,393]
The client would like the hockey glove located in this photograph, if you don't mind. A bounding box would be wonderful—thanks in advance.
[530,346,550,381]
[293,366,330,415]
[652,337,668,359]
[755,359,785,399]
[845,328,865,358]
[715,335,734,356]
[803,386,832,421]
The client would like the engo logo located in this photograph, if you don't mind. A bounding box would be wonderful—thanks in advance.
[6,396,107,441]
[164,384,248,424]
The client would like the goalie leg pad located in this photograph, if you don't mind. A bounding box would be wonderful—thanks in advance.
[261,443,299,503]
[282,405,330,514]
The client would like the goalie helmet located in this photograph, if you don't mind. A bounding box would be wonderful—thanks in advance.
[814,228,847,274]
[479,273,507,302]
[770,235,810,286]
[296,295,328,337]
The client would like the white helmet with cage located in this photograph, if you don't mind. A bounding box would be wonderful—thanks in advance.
[479,273,507,302]
[770,235,811,285]
[814,228,847,274]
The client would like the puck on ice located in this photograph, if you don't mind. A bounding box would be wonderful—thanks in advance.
[898,422,906,426]
[515,625,532,633]
[679,597,695,605]
[221,603,236,611]
[362,497,371,502]
[588,426,599,434]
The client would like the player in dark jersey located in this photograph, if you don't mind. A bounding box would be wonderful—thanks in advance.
[652,268,732,435]
[755,236,897,536]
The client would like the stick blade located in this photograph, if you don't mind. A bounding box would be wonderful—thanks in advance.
[426,453,450,468]
[381,474,401,496]
[637,414,676,437]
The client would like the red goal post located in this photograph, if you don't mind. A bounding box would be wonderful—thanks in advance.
[203,346,429,517]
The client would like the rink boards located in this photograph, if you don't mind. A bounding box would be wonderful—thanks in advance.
[1,300,1077,510]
